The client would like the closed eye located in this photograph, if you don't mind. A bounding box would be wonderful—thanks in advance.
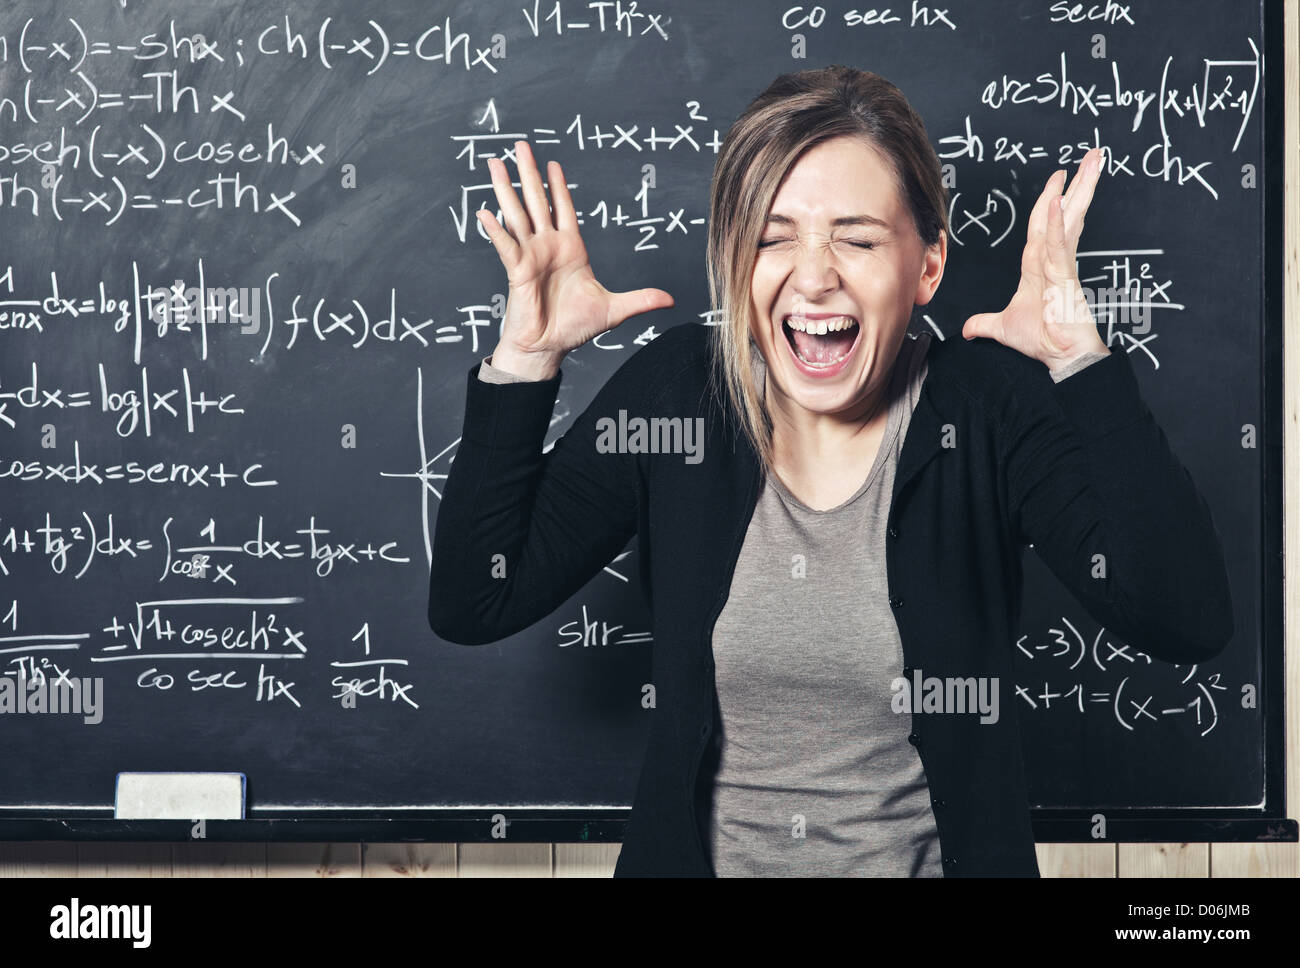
[757,238,879,250]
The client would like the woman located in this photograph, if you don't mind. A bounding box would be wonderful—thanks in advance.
[428,66,1233,877]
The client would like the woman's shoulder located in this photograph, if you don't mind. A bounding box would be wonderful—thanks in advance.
[646,320,713,360]
[619,321,714,389]
[585,322,713,413]
[926,330,1057,407]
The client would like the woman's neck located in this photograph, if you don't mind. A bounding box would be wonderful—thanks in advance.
[766,370,894,509]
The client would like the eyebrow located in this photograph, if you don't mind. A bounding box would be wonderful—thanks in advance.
[765,213,891,230]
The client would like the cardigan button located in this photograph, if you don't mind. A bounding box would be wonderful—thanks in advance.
[907,733,919,747]
[931,797,945,809]
[942,856,957,870]
[902,665,913,677]
[889,596,904,609]
[887,525,898,538]
[699,723,710,737]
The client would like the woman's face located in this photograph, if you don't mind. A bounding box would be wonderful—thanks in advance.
[750,135,945,422]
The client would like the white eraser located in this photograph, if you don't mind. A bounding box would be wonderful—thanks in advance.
[114,772,246,820]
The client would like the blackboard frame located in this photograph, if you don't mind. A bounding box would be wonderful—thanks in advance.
[0,811,1291,844]
[0,0,1292,850]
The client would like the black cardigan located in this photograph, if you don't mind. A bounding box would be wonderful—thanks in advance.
[427,322,1234,877]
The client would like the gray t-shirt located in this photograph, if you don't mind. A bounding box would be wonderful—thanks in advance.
[705,332,943,877]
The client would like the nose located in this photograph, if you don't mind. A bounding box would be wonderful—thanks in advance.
[790,237,839,303]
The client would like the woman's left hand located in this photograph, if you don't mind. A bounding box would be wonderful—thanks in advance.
[961,148,1109,371]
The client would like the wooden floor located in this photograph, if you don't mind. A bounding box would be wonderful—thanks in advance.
[0,841,1294,877]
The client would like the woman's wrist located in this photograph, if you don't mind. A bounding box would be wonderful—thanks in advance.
[1045,341,1110,377]
[487,343,564,382]
[1042,322,1110,375]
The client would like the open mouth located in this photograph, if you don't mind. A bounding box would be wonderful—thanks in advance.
[782,315,860,368]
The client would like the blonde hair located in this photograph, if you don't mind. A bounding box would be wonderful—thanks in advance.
[704,65,950,477]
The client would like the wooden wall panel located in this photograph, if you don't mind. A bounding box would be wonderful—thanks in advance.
[360,844,456,878]
[1036,843,1117,878]
[554,844,621,877]
[266,844,362,877]
[1118,844,1209,878]
[457,843,551,877]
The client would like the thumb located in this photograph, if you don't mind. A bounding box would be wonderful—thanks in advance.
[962,312,999,341]
[607,287,675,327]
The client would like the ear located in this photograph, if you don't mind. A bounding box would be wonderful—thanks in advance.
[914,229,947,307]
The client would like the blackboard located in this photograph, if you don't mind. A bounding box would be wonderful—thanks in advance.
[0,0,1290,843]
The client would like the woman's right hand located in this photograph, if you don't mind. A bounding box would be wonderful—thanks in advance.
[476,140,675,381]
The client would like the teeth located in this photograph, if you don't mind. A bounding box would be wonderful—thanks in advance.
[784,315,858,334]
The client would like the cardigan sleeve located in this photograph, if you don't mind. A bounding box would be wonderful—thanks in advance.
[996,344,1234,663]
[427,350,649,645]
[477,354,530,384]
[1048,350,1109,382]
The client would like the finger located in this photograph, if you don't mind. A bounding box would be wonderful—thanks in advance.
[475,207,521,270]
[1062,149,1101,238]
[962,312,1001,341]
[1020,169,1064,279]
[514,140,555,233]
[1060,149,1089,209]
[487,155,531,240]
[605,288,675,328]
[547,160,580,232]
[1046,194,1073,277]
[1026,168,1065,243]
